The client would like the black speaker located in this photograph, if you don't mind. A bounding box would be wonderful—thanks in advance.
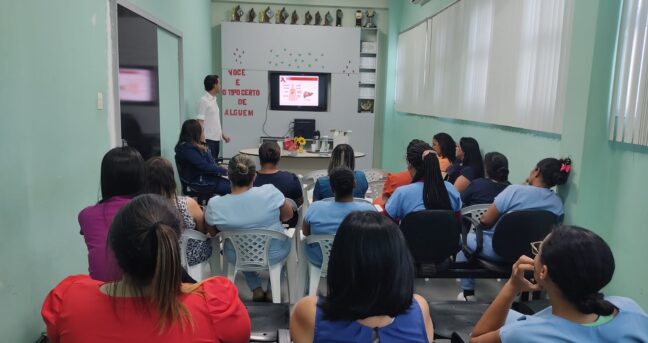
[293,119,316,139]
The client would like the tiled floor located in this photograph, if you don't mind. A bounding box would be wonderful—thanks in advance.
[233,271,504,305]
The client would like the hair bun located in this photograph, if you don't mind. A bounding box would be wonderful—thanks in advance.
[575,292,615,315]
[236,163,248,174]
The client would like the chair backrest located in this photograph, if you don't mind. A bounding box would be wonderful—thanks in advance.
[304,169,328,185]
[461,204,490,229]
[362,168,384,182]
[399,210,461,264]
[491,210,559,261]
[218,229,289,271]
[305,234,336,277]
[366,179,386,200]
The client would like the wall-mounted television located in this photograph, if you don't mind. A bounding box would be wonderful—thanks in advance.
[119,67,158,104]
[269,72,329,111]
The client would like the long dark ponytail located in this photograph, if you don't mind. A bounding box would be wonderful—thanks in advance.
[108,194,191,331]
[407,141,451,210]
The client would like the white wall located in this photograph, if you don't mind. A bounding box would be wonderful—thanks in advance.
[220,22,375,168]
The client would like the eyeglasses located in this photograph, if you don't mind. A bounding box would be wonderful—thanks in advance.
[530,241,542,256]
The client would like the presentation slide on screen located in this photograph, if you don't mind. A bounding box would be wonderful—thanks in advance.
[279,75,319,106]
[119,68,155,102]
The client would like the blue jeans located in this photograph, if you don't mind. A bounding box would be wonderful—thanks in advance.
[304,241,324,268]
[223,237,291,291]
[206,139,220,161]
[456,231,506,291]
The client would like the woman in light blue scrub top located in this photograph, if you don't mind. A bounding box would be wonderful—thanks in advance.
[470,225,648,342]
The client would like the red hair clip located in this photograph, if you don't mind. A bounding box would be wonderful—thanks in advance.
[560,163,571,173]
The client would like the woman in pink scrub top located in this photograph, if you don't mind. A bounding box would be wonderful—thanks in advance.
[78,147,144,281]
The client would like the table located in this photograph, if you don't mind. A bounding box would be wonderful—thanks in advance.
[239,148,366,176]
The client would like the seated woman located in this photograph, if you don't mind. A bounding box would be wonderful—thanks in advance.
[42,194,251,342]
[432,132,456,173]
[313,144,368,201]
[174,119,229,196]
[385,141,462,221]
[461,152,510,206]
[470,225,648,342]
[303,167,377,267]
[144,157,214,269]
[290,211,434,343]
[373,139,424,207]
[78,146,143,282]
[253,141,303,227]
[447,137,484,187]
[204,154,293,301]
[456,157,571,301]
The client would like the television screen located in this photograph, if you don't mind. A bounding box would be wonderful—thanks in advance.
[119,67,157,103]
[269,72,329,111]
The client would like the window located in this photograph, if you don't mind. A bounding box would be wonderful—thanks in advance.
[609,0,648,146]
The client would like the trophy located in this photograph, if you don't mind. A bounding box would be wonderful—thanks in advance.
[336,9,343,27]
[355,10,363,27]
[325,11,333,26]
[277,7,289,24]
[360,99,374,113]
[315,11,322,25]
[365,10,376,28]
[232,5,243,22]
[304,11,313,25]
[260,6,273,23]
[247,8,256,23]
[258,8,266,23]
[290,10,299,25]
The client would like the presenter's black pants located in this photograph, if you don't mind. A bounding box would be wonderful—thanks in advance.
[206,139,220,162]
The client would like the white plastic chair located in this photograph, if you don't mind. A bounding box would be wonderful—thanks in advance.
[304,169,328,185]
[366,179,386,200]
[461,204,491,229]
[218,229,293,303]
[305,234,336,296]
[362,168,385,182]
[179,229,214,281]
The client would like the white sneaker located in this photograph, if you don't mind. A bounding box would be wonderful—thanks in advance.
[457,291,477,302]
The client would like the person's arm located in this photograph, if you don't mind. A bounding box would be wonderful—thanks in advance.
[222,133,231,143]
[280,199,294,223]
[302,221,311,236]
[290,296,317,343]
[470,256,541,342]
[479,203,500,226]
[182,146,227,175]
[454,175,471,193]
[186,197,206,233]
[312,179,322,201]
[414,294,435,343]
[197,98,207,126]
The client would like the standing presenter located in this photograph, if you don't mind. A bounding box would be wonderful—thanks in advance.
[198,75,230,161]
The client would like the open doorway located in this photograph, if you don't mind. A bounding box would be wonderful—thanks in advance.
[110,1,183,161]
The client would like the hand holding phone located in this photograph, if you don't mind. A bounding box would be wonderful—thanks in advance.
[509,255,542,293]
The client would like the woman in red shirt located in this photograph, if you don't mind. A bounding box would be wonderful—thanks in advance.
[42,194,251,343]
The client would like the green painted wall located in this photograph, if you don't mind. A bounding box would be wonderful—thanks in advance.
[0,1,213,341]
[383,0,648,308]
